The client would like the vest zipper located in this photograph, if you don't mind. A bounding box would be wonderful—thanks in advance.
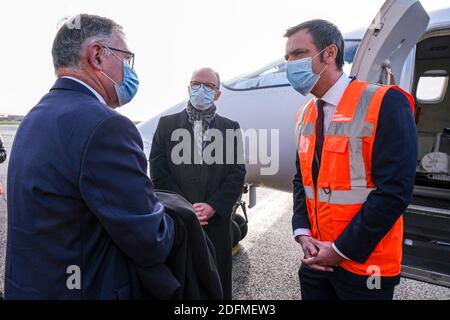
[313,150,323,241]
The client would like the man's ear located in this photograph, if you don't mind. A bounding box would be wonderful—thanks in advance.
[323,44,338,65]
[86,43,103,71]
[214,90,222,100]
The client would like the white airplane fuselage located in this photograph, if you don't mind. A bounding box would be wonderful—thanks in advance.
[137,6,450,193]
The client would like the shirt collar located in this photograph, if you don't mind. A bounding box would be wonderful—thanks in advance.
[62,76,106,105]
[317,72,351,107]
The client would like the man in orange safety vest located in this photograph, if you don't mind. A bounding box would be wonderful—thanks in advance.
[286,19,417,300]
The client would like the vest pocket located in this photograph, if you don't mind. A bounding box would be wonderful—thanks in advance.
[324,136,348,153]
[330,203,358,241]
[321,136,350,189]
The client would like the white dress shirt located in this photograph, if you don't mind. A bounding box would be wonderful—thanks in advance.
[62,76,107,105]
[294,73,352,260]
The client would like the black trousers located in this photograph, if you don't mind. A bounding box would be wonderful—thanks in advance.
[299,264,397,300]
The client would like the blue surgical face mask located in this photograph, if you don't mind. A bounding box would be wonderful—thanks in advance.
[101,55,139,107]
[285,48,328,96]
[189,84,216,111]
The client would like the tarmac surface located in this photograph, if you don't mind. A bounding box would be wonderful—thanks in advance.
[1,124,449,299]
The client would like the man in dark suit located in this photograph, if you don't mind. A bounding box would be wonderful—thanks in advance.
[5,14,174,299]
[286,20,417,299]
[150,68,246,299]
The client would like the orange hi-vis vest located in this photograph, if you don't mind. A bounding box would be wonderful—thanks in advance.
[295,79,414,277]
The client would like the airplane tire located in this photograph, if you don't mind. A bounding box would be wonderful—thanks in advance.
[233,214,248,240]
[232,220,241,247]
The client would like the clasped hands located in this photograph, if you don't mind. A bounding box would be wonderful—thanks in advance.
[193,202,216,226]
[297,235,345,272]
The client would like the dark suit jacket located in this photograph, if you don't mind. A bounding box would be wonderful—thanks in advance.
[5,78,174,299]
[150,110,246,221]
[150,110,246,299]
[292,88,417,282]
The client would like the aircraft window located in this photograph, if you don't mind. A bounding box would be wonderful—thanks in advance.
[223,62,289,90]
[416,70,448,104]
[224,39,361,91]
[343,40,360,75]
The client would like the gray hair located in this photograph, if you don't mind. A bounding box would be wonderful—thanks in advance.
[52,14,124,70]
[284,19,344,71]
[215,71,221,88]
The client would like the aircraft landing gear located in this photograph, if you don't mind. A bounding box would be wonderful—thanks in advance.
[232,186,250,252]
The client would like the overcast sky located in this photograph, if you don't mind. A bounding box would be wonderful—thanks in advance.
[0,0,448,121]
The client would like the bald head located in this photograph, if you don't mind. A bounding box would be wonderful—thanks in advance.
[191,68,220,88]
[188,67,222,107]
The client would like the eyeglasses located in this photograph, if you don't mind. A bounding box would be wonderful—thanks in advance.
[101,45,135,69]
[190,81,218,92]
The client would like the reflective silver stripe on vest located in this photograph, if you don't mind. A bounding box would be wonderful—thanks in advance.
[295,100,314,146]
[326,84,379,138]
[304,186,315,200]
[300,123,315,136]
[326,84,379,188]
[318,188,375,205]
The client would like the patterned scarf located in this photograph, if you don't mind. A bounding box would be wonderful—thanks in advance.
[186,102,217,163]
